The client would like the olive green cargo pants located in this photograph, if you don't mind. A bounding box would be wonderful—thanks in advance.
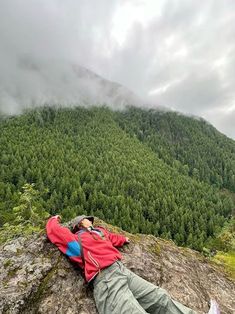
[93,261,196,314]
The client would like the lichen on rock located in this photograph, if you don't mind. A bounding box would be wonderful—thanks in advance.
[0,218,234,314]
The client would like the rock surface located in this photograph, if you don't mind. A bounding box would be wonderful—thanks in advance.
[0,219,234,314]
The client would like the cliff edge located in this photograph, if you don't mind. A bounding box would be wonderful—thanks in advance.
[0,218,234,314]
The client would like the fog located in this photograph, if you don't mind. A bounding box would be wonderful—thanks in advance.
[0,56,142,115]
[0,0,235,138]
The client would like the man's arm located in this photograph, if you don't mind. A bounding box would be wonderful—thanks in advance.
[46,215,82,259]
[99,227,129,247]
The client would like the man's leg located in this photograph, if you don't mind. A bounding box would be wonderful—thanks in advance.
[93,262,147,314]
[121,263,196,314]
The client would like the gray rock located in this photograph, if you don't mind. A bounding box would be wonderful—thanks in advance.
[3,240,23,253]
[0,219,234,314]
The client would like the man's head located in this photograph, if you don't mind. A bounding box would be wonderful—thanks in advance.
[80,218,93,228]
[71,215,94,233]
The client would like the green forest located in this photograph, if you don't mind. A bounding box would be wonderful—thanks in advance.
[0,106,234,251]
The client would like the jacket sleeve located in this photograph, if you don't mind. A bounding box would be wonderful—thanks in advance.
[102,227,126,247]
[46,216,82,261]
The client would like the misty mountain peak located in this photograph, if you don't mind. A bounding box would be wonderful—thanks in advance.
[0,57,142,115]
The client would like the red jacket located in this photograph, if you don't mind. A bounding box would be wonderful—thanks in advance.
[46,216,127,282]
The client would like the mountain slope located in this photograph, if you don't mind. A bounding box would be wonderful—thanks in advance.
[0,106,234,251]
[115,107,235,192]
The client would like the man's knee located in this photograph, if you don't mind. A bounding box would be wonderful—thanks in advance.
[145,286,172,312]
[147,287,195,314]
[155,287,171,305]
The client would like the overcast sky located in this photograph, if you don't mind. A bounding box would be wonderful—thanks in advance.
[0,0,235,139]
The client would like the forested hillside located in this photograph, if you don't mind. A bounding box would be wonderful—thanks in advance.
[0,106,234,251]
[115,107,235,192]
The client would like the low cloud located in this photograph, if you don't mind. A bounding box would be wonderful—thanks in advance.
[0,0,235,138]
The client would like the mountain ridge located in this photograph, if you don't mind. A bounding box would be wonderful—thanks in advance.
[0,58,143,115]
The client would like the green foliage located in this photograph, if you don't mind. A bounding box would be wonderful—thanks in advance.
[0,183,49,244]
[115,107,235,192]
[212,251,235,279]
[13,183,49,226]
[206,217,235,252]
[0,106,234,250]
[0,222,41,245]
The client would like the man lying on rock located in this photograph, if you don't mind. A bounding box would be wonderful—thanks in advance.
[46,214,197,314]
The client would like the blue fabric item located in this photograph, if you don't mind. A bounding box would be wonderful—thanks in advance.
[66,240,81,257]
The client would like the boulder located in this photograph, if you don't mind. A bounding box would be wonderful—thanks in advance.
[0,219,234,313]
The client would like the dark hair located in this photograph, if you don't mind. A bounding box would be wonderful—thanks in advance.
[71,223,81,234]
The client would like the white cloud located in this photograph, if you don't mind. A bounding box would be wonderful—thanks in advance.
[204,104,235,139]
[0,0,235,138]
[111,0,163,46]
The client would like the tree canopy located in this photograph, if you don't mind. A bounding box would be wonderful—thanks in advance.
[0,106,234,251]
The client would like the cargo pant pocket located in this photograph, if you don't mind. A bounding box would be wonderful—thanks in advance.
[93,279,115,314]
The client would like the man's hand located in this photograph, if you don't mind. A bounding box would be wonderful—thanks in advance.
[125,237,130,243]
[55,215,62,222]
